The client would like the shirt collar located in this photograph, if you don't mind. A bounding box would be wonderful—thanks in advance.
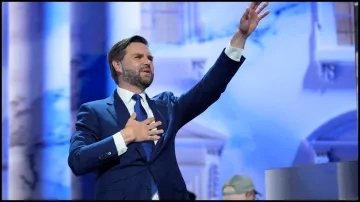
[117,86,147,104]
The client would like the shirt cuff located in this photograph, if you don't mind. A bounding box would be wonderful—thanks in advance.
[224,42,244,62]
[113,131,128,156]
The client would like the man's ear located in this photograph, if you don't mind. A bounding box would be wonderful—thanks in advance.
[112,60,123,74]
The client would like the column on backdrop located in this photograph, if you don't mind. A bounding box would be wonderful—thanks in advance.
[2,1,9,200]
[8,2,46,200]
[70,2,109,200]
[42,2,72,200]
[106,2,141,95]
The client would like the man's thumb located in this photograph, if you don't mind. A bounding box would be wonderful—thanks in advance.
[130,112,137,120]
[241,8,250,20]
[245,8,250,15]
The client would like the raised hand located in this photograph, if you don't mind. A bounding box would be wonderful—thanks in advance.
[238,2,270,37]
[121,113,164,144]
[230,2,270,48]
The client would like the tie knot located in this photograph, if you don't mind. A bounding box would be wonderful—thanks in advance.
[132,94,142,102]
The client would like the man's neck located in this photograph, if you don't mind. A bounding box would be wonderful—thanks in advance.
[118,82,144,94]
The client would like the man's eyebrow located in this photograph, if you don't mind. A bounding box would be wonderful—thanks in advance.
[131,53,154,58]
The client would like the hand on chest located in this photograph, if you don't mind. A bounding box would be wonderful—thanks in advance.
[125,97,168,135]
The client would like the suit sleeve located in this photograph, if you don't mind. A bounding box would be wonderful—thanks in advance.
[176,48,246,127]
[68,103,119,176]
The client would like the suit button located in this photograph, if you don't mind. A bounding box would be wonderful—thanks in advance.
[146,187,150,192]
[106,152,111,155]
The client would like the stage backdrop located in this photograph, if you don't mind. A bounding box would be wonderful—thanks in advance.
[2,2,357,200]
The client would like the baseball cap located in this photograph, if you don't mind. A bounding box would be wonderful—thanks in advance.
[222,175,261,196]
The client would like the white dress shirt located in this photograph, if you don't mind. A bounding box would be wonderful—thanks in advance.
[112,43,244,200]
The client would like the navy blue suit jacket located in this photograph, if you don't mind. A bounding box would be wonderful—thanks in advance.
[68,50,245,200]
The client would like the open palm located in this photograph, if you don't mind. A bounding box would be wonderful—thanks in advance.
[239,2,270,37]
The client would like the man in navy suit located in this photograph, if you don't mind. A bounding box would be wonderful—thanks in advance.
[68,2,270,200]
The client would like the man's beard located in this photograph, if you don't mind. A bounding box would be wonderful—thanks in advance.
[121,63,154,90]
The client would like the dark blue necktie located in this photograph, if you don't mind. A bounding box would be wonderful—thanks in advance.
[132,94,158,196]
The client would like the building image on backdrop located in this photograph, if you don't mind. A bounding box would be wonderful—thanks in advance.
[2,2,357,200]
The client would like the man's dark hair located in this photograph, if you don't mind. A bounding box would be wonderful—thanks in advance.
[107,35,148,84]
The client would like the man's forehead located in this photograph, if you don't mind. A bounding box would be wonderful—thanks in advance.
[126,42,151,54]
[223,193,245,200]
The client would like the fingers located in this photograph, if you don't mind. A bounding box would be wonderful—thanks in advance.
[148,135,161,141]
[142,117,155,125]
[129,112,137,120]
[259,10,270,21]
[250,2,261,10]
[146,121,162,130]
[256,2,269,14]
[148,129,164,141]
[149,129,164,136]
[249,2,255,9]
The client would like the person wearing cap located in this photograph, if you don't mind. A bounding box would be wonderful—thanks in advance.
[188,191,196,201]
[222,175,260,200]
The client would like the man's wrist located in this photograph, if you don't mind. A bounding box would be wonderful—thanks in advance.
[230,30,248,49]
[121,128,135,145]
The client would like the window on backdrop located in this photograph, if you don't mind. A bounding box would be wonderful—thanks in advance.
[334,2,355,46]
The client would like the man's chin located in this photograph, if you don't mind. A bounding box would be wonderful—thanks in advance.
[140,79,153,88]
[140,76,153,84]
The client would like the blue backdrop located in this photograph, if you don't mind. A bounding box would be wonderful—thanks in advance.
[2,2,357,200]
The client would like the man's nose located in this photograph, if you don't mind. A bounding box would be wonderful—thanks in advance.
[141,59,152,67]
[142,58,151,64]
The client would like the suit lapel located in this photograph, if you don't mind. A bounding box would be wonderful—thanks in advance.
[106,90,147,160]
[106,90,129,128]
[146,96,169,160]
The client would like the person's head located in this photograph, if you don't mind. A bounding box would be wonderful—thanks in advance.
[188,191,196,200]
[108,35,154,92]
[222,175,260,200]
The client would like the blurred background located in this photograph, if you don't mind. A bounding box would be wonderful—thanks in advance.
[1,1,358,200]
